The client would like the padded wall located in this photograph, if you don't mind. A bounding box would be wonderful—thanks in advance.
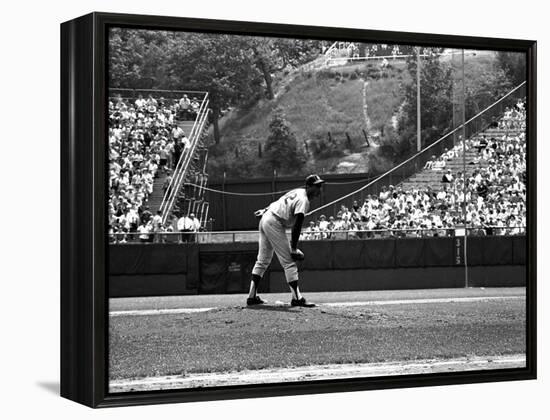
[109,236,526,297]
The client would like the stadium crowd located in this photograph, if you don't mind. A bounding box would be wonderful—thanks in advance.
[107,93,525,243]
[301,101,526,240]
[108,94,202,243]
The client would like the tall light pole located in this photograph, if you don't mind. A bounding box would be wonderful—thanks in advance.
[461,48,469,288]
[417,47,421,152]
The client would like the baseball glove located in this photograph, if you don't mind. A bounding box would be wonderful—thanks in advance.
[290,248,305,261]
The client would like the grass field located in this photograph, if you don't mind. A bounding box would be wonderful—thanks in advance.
[109,287,526,392]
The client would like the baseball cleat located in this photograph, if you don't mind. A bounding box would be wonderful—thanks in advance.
[247,296,267,306]
[290,297,316,307]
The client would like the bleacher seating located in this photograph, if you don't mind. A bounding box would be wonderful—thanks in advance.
[302,100,526,240]
[108,94,197,243]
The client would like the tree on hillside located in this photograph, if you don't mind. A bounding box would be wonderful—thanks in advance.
[109,28,173,89]
[108,29,323,144]
[464,67,513,118]
[167,33,264,144]
[496,52,526,86]
[246,38,323,99]
[397,48,453,155]
[264,108,306,175]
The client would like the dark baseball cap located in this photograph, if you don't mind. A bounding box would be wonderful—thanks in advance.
[305,174,325,186]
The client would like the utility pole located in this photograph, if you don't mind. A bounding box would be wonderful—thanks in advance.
[461,49,469,288]
[417,47,421,152]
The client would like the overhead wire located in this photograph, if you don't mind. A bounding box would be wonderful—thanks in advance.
[181,175,379,197]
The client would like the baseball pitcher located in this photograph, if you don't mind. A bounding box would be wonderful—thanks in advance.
[247,174,325,307]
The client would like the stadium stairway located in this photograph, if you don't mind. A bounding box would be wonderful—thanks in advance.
[179,120,196,138]
[145,120,197,214]
[146,172,169,213]
[400,127,523,191]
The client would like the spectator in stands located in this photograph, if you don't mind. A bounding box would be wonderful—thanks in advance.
[432,157,446,171]
[163,171,173,197]
[177,213,194,243]
[348,223,360,239]
[424,155,437,170]
[137,220,152,243]
[191,97,200,118]
[127,206,140,233]
[301,221,316,241]
[441,170,453,183]
[190,213,201,242]
[181,134,191,153]
[140,206,152,225]
[160,221,174,243]
[152,210,163,243]
[379,186,391,201]
[441,147,456,161]
[179,94,191,119]
[135,94,146,109]
[171,125,185,141]
[318,214,327,228]
[326,216,336,239]
[173,140,183,169]
[165,142,175,169]
[159,147,169,172]
[477,135,488,152]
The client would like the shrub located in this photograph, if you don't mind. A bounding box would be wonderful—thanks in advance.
[365,66,380,79]
[264,108,307,174]
[310,137,345,159]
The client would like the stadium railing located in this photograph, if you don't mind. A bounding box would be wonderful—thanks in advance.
[324,49,486,66]
[109,226,525,244]
[159,93,210,224]
[109,88,207,101]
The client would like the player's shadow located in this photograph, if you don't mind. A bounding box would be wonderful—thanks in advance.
[245,305,298,312]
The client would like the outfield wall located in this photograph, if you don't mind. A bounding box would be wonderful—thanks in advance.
[206,173,409,231]
[109,236,526,297]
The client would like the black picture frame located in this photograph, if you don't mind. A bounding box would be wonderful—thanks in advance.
[60,11,537,408]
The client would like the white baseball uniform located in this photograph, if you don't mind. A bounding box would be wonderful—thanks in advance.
[252,188,310,283]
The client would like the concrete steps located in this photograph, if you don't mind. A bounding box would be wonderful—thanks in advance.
[144,120,196,214]
[399,128,513,191]
[146,172,169,213]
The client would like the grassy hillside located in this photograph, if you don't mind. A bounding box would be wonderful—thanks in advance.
[207,63,407,179]
[206,52,499,180]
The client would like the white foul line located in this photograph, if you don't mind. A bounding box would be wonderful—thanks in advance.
[109,307,216,317]
[323,296,524,307]
[110,295,523,317]
[109,354,526,392]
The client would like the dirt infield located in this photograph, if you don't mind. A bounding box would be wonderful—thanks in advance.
[109,288,526,391]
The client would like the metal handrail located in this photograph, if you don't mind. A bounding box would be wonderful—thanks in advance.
[324,50,487,66]
[159,94,210,224]
[109,225,526,244]
[109,88,208,100]
[159,93,209,215]
[306,82,526,218]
